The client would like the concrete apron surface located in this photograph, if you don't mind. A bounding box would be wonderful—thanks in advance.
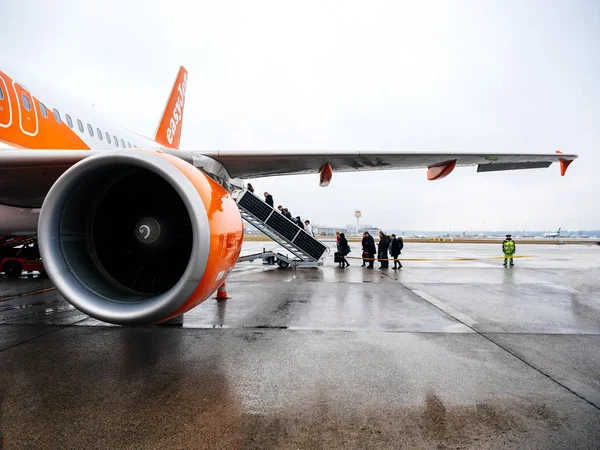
[0,242,599,449]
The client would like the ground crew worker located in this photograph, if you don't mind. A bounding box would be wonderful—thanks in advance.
[502,234,516,267]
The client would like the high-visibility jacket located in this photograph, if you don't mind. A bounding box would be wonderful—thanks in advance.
[502,239,516,254]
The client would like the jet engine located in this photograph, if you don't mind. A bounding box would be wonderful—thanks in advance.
[38,150,243,325]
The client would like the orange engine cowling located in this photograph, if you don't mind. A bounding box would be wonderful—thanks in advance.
[37,150,243,325]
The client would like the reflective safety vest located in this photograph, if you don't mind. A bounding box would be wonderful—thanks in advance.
[503,239,515,254]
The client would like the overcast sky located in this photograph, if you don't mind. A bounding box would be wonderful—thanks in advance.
[1,0,599,231]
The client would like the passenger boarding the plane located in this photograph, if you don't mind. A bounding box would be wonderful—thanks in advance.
[264,192,274,207]
[304,220,314,236]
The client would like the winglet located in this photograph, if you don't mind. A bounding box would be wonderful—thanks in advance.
[559,158,574,176]
[556,150,577,176]
[155,66,188,149]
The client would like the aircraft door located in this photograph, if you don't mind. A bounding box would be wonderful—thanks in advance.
[13,82,38,136]
[0,72,11,128]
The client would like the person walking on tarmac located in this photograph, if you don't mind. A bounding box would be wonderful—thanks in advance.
[390,234,403,269]
[362,232,376,268]
[337,233,351,268]
[361,233,368,267]
[378,231,391,269]
[502,234,516,267]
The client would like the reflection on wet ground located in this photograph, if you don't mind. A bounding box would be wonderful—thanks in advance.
[0,242,599,448]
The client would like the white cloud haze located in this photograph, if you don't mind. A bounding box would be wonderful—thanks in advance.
[1,0,599,231]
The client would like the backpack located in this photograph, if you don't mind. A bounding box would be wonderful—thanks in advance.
[398,237,404,250]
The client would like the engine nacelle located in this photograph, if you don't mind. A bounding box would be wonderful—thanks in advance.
[38,150,243,325]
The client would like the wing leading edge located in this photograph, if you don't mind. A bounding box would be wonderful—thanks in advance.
[199,150,578,180]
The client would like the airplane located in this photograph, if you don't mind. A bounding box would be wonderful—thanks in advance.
[413,233,427,239]
[543,227,562,238]
[0,63,578,325]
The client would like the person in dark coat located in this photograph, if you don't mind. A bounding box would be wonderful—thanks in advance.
[264,192,274,207]
[362,232,376,269]
[247,183,255,193]
[338,233,350,268]
[283,208,293,220]
[390,234,403,269]
[378,231,390,269]
[295,217,305,229]
[361,233,368,267]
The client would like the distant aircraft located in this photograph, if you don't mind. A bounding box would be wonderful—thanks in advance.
[543,228,562,238]
[0,62,577,325]
[413,233,427,239]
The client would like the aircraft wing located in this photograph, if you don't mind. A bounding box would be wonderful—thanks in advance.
[0,150,96,207]
[0,149,577,207]
[200,150,578,180]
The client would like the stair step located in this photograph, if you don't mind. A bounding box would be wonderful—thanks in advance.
[236,189,328,262]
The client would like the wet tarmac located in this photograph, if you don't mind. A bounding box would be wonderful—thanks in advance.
[0,242,599,449]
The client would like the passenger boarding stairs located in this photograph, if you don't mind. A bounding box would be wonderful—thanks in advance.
[235,190,328,265]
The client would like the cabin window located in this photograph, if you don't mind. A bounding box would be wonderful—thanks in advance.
[105,132,111,144]
[0,87,3,100]
[114,136,119,147]
[65,114,73,128]
[53,109,61,123]
[21,94,31,112]
[87,124,94,137]
[97,128,103,140]
[77,119,84,133]
[39,103,48,118]
[127,142,132,148]
[120,139,125,148]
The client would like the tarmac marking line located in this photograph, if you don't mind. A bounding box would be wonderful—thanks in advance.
[0,316,89,354]
[391,277,600,411]
[345,255,535,262]
[412,290,478,327]
[0,287,56,303]
[548,284,583,295]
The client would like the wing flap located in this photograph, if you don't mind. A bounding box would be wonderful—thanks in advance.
[477,161,552,172]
